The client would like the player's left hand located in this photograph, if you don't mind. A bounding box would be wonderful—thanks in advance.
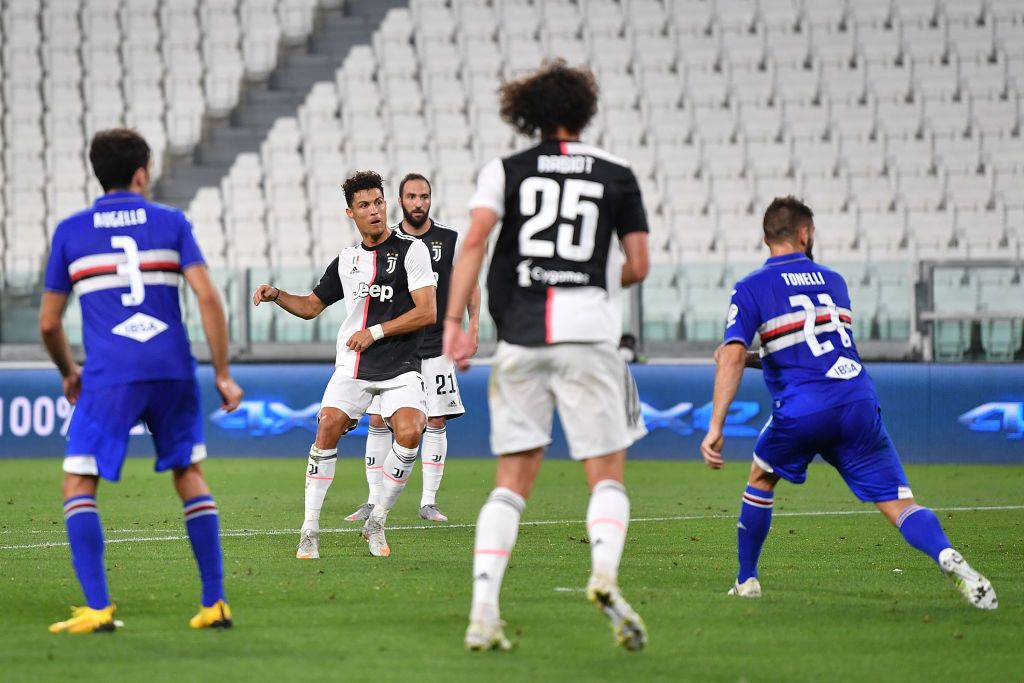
[346,329,376,352]
[444,319,473,371]
[700,429,725,469]
[62,365,83,405]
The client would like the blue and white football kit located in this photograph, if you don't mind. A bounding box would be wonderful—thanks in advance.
[724,253,911,502]
[45,191,207,482]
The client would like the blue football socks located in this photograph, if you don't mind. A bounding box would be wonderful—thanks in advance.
[896,504,952,565]
[737,485,775,582]
[63,495,110,609]
[183,496,226,607]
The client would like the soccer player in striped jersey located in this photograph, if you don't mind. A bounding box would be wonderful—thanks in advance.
[252,171,435,559]
[42,129,244,634]
[444,62,651,651]
[345,173,481,524]
[701,196,997,609]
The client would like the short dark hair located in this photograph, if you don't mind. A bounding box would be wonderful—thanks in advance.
[342,170,385,207]
[398,173,431,197]
[763,196,815,244]
[89,128,151,191]
[499,60,599,138]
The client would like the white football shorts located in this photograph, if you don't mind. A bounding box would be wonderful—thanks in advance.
[368,355,466,419]
[320,369,427,423]
[488,341,647,460]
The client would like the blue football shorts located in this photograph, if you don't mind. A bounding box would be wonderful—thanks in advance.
[64,379,206,482]
[752,399,912,502]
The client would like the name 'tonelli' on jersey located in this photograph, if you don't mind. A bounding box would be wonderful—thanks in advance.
[313,230,435,381]
[470,140,649,346]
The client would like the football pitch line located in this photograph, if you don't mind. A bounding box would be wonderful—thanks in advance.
[2,504,1022,551]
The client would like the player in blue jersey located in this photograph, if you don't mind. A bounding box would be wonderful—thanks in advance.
[700,196,997,609]
[40,129,245,633]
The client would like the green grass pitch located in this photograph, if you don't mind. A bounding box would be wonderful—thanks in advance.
[1,458,1021,682]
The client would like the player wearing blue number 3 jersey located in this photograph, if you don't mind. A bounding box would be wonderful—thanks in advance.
[41,129,244,634]
[701,196,996,609]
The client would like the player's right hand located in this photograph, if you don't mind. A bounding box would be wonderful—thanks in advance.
[215,374,244,412]
[700,429,725,469]
[62,365,83,405]
[252,284,279,306]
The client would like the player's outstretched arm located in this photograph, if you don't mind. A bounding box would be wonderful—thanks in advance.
[700,342,747,469]
[251,284,326,320]
[39,291,82,404]
[185,265,243,412]
[345,285,436,352]
[620,231,650,287]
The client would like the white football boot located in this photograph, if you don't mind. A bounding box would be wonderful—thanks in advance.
[464,619,513,652]
[727,577,762,597]
[345,503,374,522]
[586,574,648,651]
[361,515,391,557]
[296,528,319,560]
[939,549,997,610]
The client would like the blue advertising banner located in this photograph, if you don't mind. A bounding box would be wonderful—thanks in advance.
[1,363,1022,463]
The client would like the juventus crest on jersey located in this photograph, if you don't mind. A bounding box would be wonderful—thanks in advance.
[470,140,649,346]
[396,221,459,359]
[313,230,435,381]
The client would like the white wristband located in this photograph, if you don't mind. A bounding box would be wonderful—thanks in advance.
[369,324,384,341]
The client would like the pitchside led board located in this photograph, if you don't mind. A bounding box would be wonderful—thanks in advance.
[0,363,1021,463]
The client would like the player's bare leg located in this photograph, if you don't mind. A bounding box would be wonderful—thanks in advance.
[298,407,352,559]
[419,415,449,521]
[729,461,780,598]
[50,473,118,634]
[877,498,997,609]
[465,448,542,651]
[362,407,426,557]
[583,450,647,651]
[173,464,232,627]
[347,413,389,521]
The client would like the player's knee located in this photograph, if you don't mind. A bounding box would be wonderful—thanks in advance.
[393,423,423,448]
[427,416,446,430]
[369,413,387,429]
[62,473,98,499]
[316,409,351,443]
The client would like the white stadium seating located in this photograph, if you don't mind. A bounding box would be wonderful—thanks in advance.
[0,0,1021,349]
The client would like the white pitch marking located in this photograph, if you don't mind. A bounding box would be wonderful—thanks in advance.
[2,505,1022,551]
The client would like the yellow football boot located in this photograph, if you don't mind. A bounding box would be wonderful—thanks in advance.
[49,605,116,634]
[189,600,233,629]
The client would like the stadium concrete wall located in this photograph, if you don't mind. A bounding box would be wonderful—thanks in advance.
[0,363,1021,464]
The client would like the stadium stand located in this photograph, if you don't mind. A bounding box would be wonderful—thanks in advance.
[0,0,1021,357]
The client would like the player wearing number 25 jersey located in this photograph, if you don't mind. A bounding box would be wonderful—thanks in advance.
[702,196,996,610]
[444,61,650,652]
[41,128,243,634]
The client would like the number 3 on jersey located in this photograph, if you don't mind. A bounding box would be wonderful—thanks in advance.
[111,235,145,306]
[519,177,604,262]
[789,293,852,356]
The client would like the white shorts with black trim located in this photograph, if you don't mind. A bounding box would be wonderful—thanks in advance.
[320,370,427,425]
[368,355,466,419]
[488,341,647,460]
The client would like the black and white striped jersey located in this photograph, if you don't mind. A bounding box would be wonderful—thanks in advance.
[313,230,435,381]
[470,140,649,346]
[396,220,460,360]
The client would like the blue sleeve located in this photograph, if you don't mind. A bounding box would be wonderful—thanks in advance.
[44,224,72,294]
[178,213,206,269]
[722,281,760,347]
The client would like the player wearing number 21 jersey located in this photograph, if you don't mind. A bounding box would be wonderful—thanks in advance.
[444,61,650,652]
[701,196,996,610]
[42,128,243,634]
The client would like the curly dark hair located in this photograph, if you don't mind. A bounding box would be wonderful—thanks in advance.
[763,196,815,244]
[498,60,599,138]
[342,170,385,207]
[89,128,151,191]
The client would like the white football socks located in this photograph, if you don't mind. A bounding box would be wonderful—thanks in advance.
[378,441,419,512]
[302,445,337,531]
[420,425,447,507]
[364,426,391,506]
[586,480,630,583]
[470,487,526,623]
